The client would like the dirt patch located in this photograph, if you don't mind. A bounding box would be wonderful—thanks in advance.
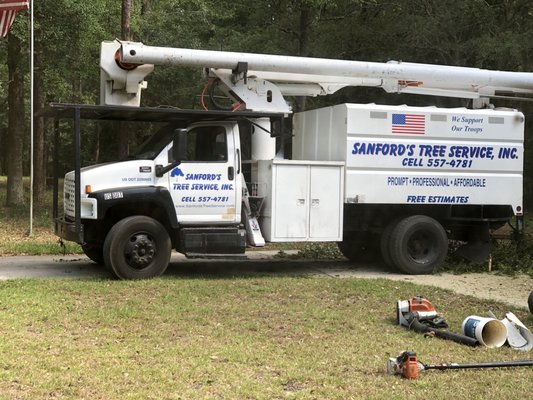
[312,265,533,310]
[387,272,532,309]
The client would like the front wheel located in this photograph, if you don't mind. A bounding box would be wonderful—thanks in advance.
[82,243,104,265]
[103,216,171,280]
[388,215,448,274]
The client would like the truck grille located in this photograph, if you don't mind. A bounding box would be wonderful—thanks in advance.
[64,176,76,217]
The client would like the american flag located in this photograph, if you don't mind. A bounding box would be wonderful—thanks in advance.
[0,1,29,38]
[392,113,425,134]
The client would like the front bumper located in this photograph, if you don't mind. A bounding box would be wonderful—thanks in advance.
[55,217,84,244]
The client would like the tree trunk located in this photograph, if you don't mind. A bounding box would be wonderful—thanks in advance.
[118,0,134,158]
[33,38,47,203]
[294,5,311,112]
[122,0,133,41]
[94,124,101,163]
[141,0,150,15]
[6,33,25,206]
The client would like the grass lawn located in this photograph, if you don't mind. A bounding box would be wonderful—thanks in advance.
[0,276,531,399]
[0,177,79,256]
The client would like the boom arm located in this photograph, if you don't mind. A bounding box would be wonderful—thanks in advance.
[101,40,533,111]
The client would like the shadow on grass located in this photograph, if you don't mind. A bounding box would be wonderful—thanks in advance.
[0,253,396,281]
[163,257,395,280]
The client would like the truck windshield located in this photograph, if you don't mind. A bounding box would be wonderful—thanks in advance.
[132,123,180,160]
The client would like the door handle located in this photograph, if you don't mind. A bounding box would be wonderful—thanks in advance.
[228,166,235,180]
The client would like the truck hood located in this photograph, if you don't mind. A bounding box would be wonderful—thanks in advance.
[66,160,159,193]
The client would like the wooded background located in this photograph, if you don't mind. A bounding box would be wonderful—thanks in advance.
[1,0,532,207]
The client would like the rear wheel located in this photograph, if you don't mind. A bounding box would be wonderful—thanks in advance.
[380,218,401,268]
[103,216,171,280]
[337,234,378,263]
[389,215,448,274]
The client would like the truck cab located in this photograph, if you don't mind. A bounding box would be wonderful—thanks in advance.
[48,104,283,279]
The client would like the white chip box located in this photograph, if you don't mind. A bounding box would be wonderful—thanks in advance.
[257,159,344,242]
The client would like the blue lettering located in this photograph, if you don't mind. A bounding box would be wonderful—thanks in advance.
[173,183,190,190]
[402,158,424,167]
[387,177,409,186]
[461,117,484,124]
[352,142,415,157]
[428,195,469,204]
[497,147,518,159]
[418,145,446,157]
[191,183,219,190]
[185,173,222,181]
[407,195,426,203]
[448,146,494,159]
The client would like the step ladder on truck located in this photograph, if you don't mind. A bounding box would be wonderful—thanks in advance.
[43,40,531,279]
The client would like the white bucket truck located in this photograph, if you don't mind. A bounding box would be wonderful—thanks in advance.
[47,40,529,279]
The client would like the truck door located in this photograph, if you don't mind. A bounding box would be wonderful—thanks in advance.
[169,122,241,224]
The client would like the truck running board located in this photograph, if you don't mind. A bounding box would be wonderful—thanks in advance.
[184,253,247,260]
[179,227,246,257]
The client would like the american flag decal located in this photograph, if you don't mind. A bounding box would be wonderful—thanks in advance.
[392,113,425,134]
[0,1,29,38]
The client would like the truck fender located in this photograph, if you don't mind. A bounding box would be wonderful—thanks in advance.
[89,186,178,228]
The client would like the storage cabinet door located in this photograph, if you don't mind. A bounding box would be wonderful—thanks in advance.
[309,165,342,240]
[273,164,308,239]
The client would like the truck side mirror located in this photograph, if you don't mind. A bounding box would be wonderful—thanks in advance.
[156,128,189,177]
[171,128,188,163]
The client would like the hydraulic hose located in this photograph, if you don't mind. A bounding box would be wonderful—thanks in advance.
[408,315,479,347]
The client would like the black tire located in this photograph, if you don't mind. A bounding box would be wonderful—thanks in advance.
[528,290,533,315]
[337,234,378,262]
[380,219,400,268]
[82,243,105,265]
[388,215,448,274]
[103,216,171,280]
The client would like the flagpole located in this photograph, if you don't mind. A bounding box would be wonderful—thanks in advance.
[29,0,34,236]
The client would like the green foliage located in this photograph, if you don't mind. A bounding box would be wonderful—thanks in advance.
[443,236,533,278]
[294,242,344,260]
[491,237,533,277]
[4,240,81,256]
[33,0,121,103]
[0,177,80,255]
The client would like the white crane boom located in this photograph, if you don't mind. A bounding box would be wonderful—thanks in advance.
[100,40,533,111]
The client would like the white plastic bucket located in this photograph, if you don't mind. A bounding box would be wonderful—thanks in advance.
[462,316,507,348]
